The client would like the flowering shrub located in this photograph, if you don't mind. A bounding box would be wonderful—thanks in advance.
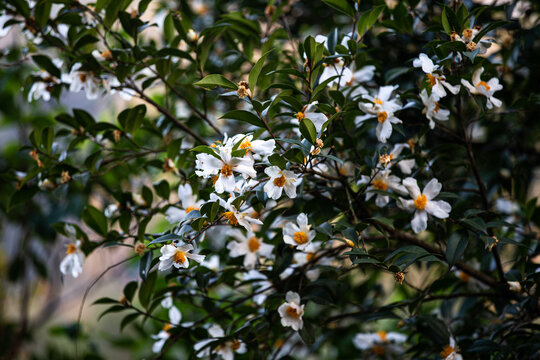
[1,0,540,359]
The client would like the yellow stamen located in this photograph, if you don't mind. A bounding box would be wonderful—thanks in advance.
[440,345,455,358]
[372,345,386,355]
[296,112,305,121]
[163,323,172,332]
[377,331,387,342]
[458,272,470,282]
[414,194,427,210]
[293,231,309,245]
[100,50,112,60]
[223,211,238,226]
[286,306,301,318]
[273,174,286,187]
[66,244,77,255]
[477,81,490,91]
[306,252,315,261]
[230,339,241,350]
[462,28,473,39]
[379,154,393,167]
[427,73,437,86]
[248,236,261,252]
[373,98,383,106]
[377,111,388,123]
[372,179,388,191]
[434,102,441,112]
[185,206,198,213]
[239,138,252,151]
[173,250,186,264]
[221,164,233,177]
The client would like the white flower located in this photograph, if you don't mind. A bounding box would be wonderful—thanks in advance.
[461,67,503,109]
[278,291,305,331]
[201,255,221,272]
[357,85,403,143]
[292,242,327,281]
[67,63,102,100]
[158,242,205,271]
[379,143,415,174]
[358,170,408,207]
[440,337,463,360]
[228,133,275,161]
[195,141,256,194]
[59,239,85,278]
[227,229,274,269]
[413,53,461,98]
[241,270,273,305]
[263,166,301,200]
[397,178,452,233]
[151,326,171,354]
[165,184,204,224]
[419,89,450,129]
[353,331,406,354]
[283,213,316,251]
[160,293,182,325]
[210,193,263,231]
[294,102,328,135]
[194,324,247,360]
[346,65,376,98]
[320,59,353,88]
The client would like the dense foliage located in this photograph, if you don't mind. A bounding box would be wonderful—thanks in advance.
[1,0,540,359]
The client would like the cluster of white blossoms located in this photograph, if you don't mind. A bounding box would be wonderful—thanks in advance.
[353,331,407,356]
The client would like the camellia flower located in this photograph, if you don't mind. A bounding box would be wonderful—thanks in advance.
[378,143,416,175]
[397,178,452,233]
[314,34,354,88]
[59,238,85,278]
[228,133,275,161]
[353,331,407,355]
[195,140,256,194]
[194,324,247,359]
[357,85,403,143]
[419,88,450,129]
[292,242,328,281]
[152,294,183,353]
[66,63,103,100]
[263,166,301,200]
[283,213,316,251]
[165,184,204,225]
[440,337,463,360]
[158,242,205,271]
[460,67,503,109]
[413,53,460,98]
[226,229,274,269]
[278,291,305,331]
[210,193,263,231]
[358,170,408,207]
[294,102,329,135]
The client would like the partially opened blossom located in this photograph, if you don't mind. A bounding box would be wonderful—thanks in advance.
[228,133,275,161]
[158,242,205,271]
[419,88,450,129]
[278,291,305,331]
[358,170,408,207]
[195,141,256,194]
[263,166,301,200]
[210,193,263,231]
[294,102,329,134]
[357,85,403,143]
[226,229,274,269]
[194,324,247,359]
[461,67,503,109]
[378,143,416,174]
[413,53,460,98]
[165,184,204,224]
[59,238,85,278]
[66,63,103,100]
[440,337,463,360]
[397,178,452,233]
[353,331,407,355]
[283,213,316,251]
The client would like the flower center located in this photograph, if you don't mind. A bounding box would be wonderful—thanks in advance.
[286,306,301,318]
[66,244,77,255]
[414,194,427,210]
[223,211,238,226]
[174,250,186,264]
[79,73,87,82]
[239,138,251,151]
[462,28,473,39]
[372,345,386,355]
[163,323,172,332]
[306,252,315,262]
[458,272,471,282]
[100,50,112,60]
[426,73,437,86]
[377,331,387,342]
[296,112,305,121]
[273,174,286,187]
[379,154,393,167]
[372,179,388,191]
[440,345,455,358]
[373,98,383,106]
[434,102,440,112]
[293,231,309,245]
[345,76,354,86]
[185,206,198,213]
[377,111,388,123]
[221,164,233,177]
[248,236,261,252]
[477,80,490,91]
[230,339,241,350]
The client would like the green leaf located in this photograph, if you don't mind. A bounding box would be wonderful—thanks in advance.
[118,105,146,134]
[193,74,238,90]
[123,281,138,302]
[153,180,170,200]
[32,55,61,78]
[220,110,265,127]
[138,270,157,309]
[299,118,317,144]
[322,0,355,17]
[268,154,287,170]
[441,7,451,34]
[249,49,273,92]
[357,5,385,36]
[120,313,140,331]
[445,232,468,266]
[82,206,108,236]
[139,251,153,280]
[148,233,182,245]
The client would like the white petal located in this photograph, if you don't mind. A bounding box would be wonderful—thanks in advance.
[411,210,428,233]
